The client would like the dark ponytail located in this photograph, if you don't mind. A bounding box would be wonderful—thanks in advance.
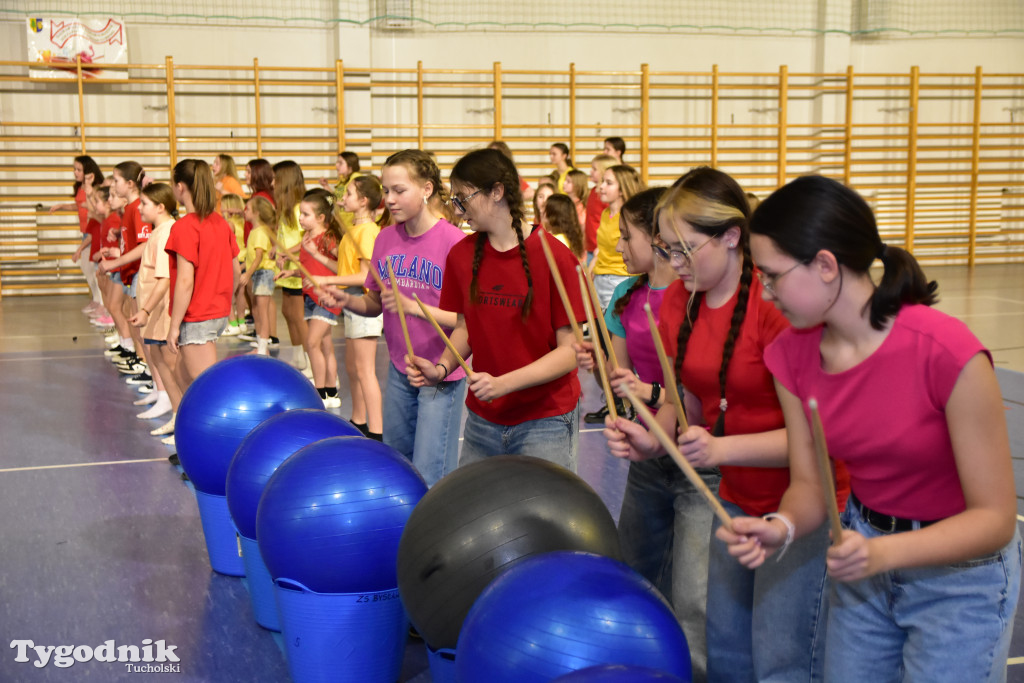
[750,175,937,331]
[612,187,667,319]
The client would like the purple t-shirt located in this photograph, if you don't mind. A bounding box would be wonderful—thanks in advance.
[366,218,468,378]
[603,276,669,384]
[765,304,988,521]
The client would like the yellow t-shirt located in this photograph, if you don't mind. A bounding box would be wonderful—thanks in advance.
[338,219,380,280]
[276,205,303,290]
[556,167,574,194]
[332,171,362,233]
[593,208,629,276]
[246,224,277,273]
[229,218,246,263]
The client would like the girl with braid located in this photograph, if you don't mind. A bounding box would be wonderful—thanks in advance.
[604,167,847,683]
[321,150,466,486]
[407,148,586,472]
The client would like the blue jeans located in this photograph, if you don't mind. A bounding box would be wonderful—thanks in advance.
[616,455,721,683]
[383,362,466,488]
[706,499,829,683]
[824,502,1021,683]
[459,401,580,473]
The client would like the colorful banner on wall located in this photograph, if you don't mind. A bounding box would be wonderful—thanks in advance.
[26,16,128,79]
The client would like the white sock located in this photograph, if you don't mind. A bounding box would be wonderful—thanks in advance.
[291,345,308,369]
[121,337,135,352]
[256,337,269,355]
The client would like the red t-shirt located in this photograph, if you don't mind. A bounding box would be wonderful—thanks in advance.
[100,213,121,252]
[244,190,274,243]
[165,212,239,322]
[584,187,606,254]
[75,186,89,233]
[300,231,342,315]
[118,198,151,283]
[658,277,849,516]
[441,227,586,426]
[85,218,103,259]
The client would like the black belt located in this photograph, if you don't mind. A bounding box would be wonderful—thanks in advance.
[850,492,940,533]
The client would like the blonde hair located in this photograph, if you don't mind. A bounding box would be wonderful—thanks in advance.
[216,154,239,181]
[607,164,645,207]
[247,195,277,228]
[591,154,618,174]
[220,193,244,231]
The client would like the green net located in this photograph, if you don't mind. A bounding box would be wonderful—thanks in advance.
[3,0,1023,36]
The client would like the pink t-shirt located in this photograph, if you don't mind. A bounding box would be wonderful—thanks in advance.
[604,276,669,384]
[765,304,988,521]
[365,218,468,378]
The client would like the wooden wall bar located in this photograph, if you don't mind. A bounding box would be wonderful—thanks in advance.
[0,57,1021,295]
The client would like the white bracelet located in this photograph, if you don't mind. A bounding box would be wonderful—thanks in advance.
[762,512,796,561]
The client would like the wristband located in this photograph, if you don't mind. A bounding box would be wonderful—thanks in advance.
[646,381,661,407]
[762,512,796,561]
[142,308,151,315]
[436,362,449,380]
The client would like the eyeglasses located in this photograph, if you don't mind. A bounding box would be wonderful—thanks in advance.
[652,234,717,264]
[449,189,482,214]
[755,262,802,294]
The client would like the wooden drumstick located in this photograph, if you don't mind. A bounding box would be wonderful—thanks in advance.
[624,386,733,530]
[578,265,619,370]
[265,228,317,283]
[539,232,584,345]
[808,398,844,545]
[385,259,415,359]
[577,268,617,422]
[411,293,472,376]
[644,303,689,432]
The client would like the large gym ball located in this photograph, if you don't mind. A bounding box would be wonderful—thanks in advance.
[226,409,363,539]
[456,551,691,683]
[396,455,622,650]
[176,355,323,496]
[552,664,689,682]
[256,436,428,593]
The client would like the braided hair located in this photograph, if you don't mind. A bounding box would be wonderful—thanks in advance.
[659,166,753,437]
[450,147,533,322]
[612,187,667,319]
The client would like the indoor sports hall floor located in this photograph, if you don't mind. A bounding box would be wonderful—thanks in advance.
[1,262,1023,681]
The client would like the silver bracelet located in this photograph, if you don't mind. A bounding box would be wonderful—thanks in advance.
[762,512,796,561]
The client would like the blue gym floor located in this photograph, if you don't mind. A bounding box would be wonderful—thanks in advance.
[1,263,1023,681]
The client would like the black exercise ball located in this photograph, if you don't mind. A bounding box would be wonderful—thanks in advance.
[397,455,622,650]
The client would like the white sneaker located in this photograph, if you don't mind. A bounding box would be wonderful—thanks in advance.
[104,332,119,345]
[221,322,242,337]
[137,395,172,420]
[161,434,175,446]
[151,415,175,436]
[323,395,342,409]
[133,392,158,406]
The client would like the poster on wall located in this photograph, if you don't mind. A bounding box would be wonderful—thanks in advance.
[26,16,128,79]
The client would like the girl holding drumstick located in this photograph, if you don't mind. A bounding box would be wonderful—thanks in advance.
[720,175,1019,682]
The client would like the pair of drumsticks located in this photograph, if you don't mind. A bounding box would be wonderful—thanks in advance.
[541,232,843,541]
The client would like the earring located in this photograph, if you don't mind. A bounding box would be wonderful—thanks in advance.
[423,196,428,205]
[728,242,735,248]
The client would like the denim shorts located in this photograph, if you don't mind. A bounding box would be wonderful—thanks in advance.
[282,286,302,297]
[303,294,338,326]
[251,268,275,297]
[179,317,228,345]
[143,338,167,346]
[823,501,1022,682]
[110,271,122,285]
[127,272,138,298]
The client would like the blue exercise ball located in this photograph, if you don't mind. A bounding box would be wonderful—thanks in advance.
[256,436,428,593]
[552,664,689,682]
[456,551,691,683]
[176,355,323,496]
[226,409,362,539]
[397,455,622,650]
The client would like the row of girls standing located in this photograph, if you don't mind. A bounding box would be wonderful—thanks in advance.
[593,166,1019,683]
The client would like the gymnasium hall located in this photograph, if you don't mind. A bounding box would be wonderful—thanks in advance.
[1,1,1023,681]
